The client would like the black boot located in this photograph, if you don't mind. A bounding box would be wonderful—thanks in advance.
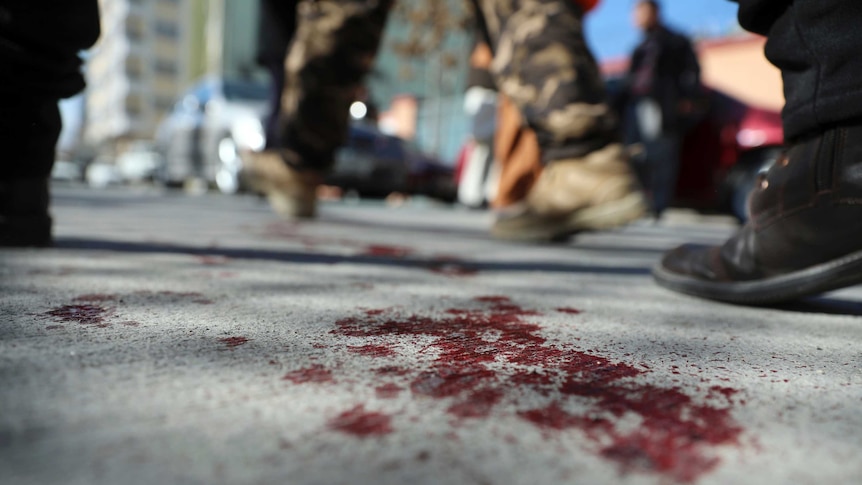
[653,123,862,304]
[0,178,52,247]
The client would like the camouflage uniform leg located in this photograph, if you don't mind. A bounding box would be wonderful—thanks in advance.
[279,0,393,171]
[472,0,618,164]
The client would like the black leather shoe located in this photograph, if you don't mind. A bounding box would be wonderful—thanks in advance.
[0,178,52,247]
[654,123,862,304]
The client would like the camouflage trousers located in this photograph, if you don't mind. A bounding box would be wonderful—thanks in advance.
[280,0,617,170]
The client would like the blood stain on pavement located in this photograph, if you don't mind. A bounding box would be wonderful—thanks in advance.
[363,244,414,258]
[375,383,403,399]
[44,304,113,328]
[330,296,743,483]
[328,405,393,437]
[556,307,582,314]
[283,365,334,384]
[348,343,397,358]
[219,336,249,349]
[196,255,230,266]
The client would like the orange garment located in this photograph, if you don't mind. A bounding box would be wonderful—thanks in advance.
[492,94,542,208]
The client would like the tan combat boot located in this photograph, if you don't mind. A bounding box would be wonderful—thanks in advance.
[491,143,647,241]
[240,150,322,219]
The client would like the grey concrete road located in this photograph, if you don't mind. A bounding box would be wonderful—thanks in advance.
[2,184,862,485]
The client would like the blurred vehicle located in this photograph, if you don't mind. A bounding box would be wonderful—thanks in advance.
[85,155,123,189]
[116,141,163,183]
[50,159,83,182]
[674,89,783,221]
[326,123,456,201]
[404,140,457,202]
[328,124,409,198]
[154,77,268,194]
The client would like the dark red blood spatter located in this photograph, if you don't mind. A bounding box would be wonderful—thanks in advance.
[196,255,230,266]
[348,344,397,358]
[331,296,742,483]
[447,388,504,419]
[219,336,249,349]
[556,307,582,314]
[45,304,113,328]
[283,365,334,384]
[363,244,413,258]
[375,383,402,399]
[709,386,739,401]
[328,405,393,437]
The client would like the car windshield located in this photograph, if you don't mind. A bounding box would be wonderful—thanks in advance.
[223,80,269,101]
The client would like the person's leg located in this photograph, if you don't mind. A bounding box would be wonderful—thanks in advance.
[0,0,100,246]
[654,0,862,304]
[241,0,393,218]
[474,0,646,241]
[646,133,681,218]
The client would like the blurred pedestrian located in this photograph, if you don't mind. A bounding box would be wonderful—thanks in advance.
[618,0,701,219]
[457,41,499,209]
[242,0,648,240]
[256,0,298,150]
[0,0,101,246]
[654,0,862,304]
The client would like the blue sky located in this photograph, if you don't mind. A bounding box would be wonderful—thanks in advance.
[584,0,741,60]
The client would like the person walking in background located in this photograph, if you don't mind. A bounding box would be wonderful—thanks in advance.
[618,0,701,220]
[0,1,101,247]
[655,0,862,304]
[457,41,500,209]
[242,0,648,240]
[256,0,298,150]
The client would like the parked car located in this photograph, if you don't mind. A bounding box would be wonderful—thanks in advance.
[154,77,268,193]
[116,141,163,183]
[323,123,456,201]
[675,89,783,220]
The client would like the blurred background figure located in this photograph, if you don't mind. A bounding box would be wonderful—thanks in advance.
[0,1,100,246]
[457,42,499,209]
[244,0,648,240]
[256,0,298,150]
[618,0,700,219]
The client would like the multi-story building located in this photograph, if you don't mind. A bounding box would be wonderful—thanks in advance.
[85,0,264,155]
[85,0,193,153]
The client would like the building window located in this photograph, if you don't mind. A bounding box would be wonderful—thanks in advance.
[153,59,178,76]
[153,19,179,39]
[125,95,144,116]
[126,57,144,79]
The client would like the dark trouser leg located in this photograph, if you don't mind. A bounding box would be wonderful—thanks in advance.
[264,61,286,150]
[472,0,618,164]
[738,0,862,140]
[645,134,681,216]
[278,0,393,171]
[0,1,100,246]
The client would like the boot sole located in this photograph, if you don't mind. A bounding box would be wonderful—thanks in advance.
[492,192,647,242]
[652,248,862,305]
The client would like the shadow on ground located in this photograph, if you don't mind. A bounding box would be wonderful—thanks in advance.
[55,237,652,276]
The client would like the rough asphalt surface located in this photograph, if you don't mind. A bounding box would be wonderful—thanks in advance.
[3,185,862,485]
